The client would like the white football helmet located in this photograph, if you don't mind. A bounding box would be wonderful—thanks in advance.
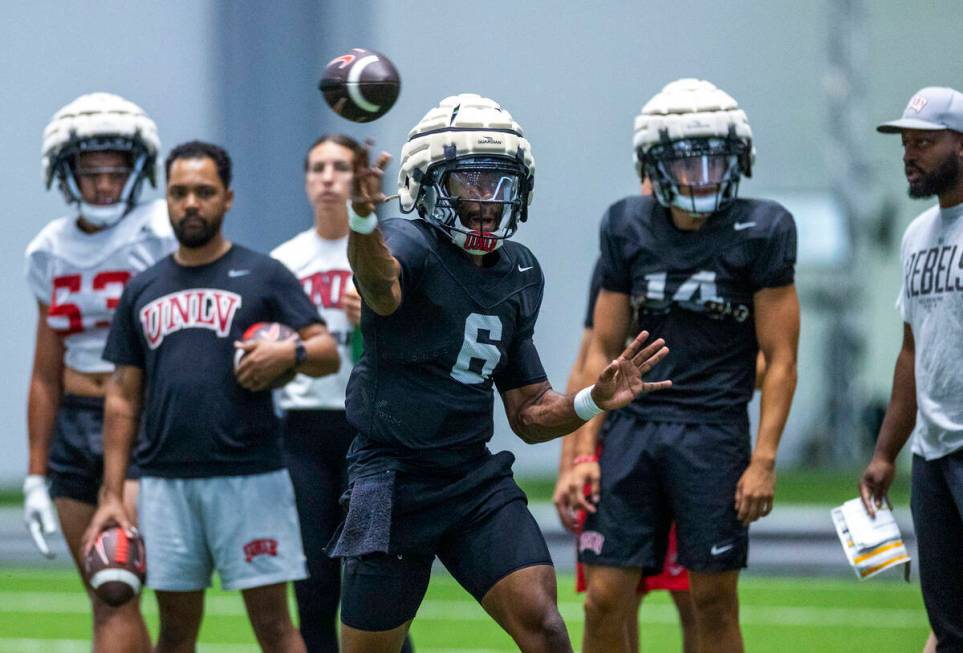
[398,93,535,255]
[42,92,160,228]
[633,79,754,216]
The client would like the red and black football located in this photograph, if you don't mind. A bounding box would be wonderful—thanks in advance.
[319,48,401,122]
[235,322,299,389]
[84,527,146,607]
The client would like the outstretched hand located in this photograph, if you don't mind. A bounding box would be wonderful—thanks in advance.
[591,331,670,410]
[351,142,392,217]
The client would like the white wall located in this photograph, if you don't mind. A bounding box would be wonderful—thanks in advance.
[357,0,963,472]
[1,2,218,484]
[1,0,960,482]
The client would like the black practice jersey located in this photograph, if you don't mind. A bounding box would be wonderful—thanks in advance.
[584,259,603,329]
[598,196,796,423]
[104,245,323,478]
[345,218,547,471]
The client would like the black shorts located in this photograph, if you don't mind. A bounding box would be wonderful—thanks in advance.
[578,413,750,574]
[911,450,963,649]
[47,395,141,505]
[333,451,553,631]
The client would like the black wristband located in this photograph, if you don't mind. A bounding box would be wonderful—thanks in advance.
[293,339,307,369]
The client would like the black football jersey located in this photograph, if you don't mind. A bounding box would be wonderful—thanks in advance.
[584,259,603,329]
[598,196,796,423]
[345,218,547,470]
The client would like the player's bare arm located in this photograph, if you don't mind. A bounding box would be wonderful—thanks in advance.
[568,289,634,512]
[735,283,800,525]
[23,302,65,556]
[27,303,64,477]
[82,364,144,552]
[347,150,403,316]
[234,323,340,391]
[859,323,917,516]
[502,330,669,444]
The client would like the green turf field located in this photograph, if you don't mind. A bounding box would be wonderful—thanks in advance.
[0,468,910,508]
[0,567,929,652]
[516,467,912,506]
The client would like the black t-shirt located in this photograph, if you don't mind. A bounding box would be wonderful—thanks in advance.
[598,196,796,423]
[104,245,323,478]
[584,258,603,329]
[345,218,547,472]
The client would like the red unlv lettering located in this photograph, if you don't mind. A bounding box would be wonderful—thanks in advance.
[139,289,242,349]
[243,538,278,563]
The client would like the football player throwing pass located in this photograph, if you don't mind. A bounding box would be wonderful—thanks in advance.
[332,93,672,653]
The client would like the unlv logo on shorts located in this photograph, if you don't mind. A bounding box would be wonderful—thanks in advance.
[578,530,605,555]
[243,538,278,563]
[139,289,242,349]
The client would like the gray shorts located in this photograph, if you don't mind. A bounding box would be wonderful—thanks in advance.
[139,469,307,591]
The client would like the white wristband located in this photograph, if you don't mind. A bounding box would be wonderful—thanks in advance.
[348,202,378,234]
[574,385,604,421]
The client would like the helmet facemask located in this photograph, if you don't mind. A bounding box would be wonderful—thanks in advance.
[642,134,748,217]
[56,135,152,228]
[415,156,530,255]
[398,94,536,256]
[632,79,755,219]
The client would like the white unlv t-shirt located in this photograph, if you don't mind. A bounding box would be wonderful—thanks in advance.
[897,201,963,460]
[271,228,353,410]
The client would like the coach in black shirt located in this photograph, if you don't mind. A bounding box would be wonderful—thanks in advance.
[85,141,339,653]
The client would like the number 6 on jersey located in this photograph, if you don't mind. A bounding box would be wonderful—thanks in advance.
[450,313,503,384]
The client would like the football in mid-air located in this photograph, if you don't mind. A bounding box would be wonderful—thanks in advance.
[235,322,299,389]
[84,527,146,607]
[319,48,400,122]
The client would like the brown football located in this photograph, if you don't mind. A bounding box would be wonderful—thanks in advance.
[235,322,299,389]
[84,527,146,607]
[319,48,401,122]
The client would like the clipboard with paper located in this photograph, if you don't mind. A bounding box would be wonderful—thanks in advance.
[831,498,911,580]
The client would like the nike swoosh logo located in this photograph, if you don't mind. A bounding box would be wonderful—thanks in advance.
[518,265,534,272]
[733,221,756,231]
[228,269,251,278]
[710,543,735,556]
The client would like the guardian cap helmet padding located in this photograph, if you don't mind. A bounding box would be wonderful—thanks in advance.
[633,79,754,216]
[42,92,160,228]
[398,93,535,255]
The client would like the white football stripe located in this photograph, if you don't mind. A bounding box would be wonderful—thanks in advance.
[88,568,141,594]
[346,55,381,113]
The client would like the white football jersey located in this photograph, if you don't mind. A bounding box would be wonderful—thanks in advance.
[271,228,354,410]
[25,199,177,373]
